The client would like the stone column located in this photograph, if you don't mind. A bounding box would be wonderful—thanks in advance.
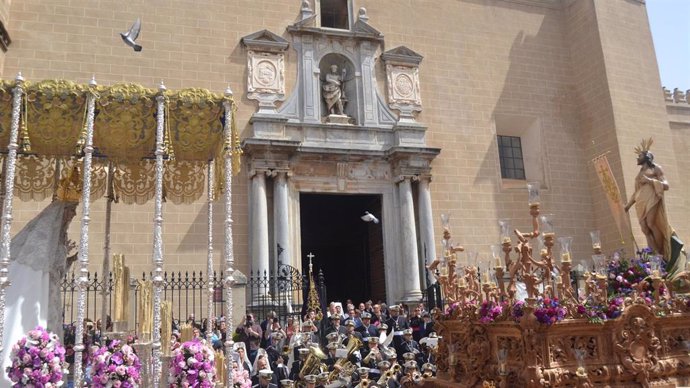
[273,172,290,267]
[418,176,436,272]
[251,171,269,298]
[398,176,422,301]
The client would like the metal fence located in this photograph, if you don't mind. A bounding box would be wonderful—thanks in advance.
[60,270,226,332]
[246,264,327,325]
[60,264,325,331]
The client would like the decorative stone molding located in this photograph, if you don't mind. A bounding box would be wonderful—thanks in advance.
[241,30,289,113]
[382,46,423,123]
[388,146,439,182]
[663,86,690,105]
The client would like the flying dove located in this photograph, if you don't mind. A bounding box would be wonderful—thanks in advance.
[120,18,142,52]
[361,211,379,224]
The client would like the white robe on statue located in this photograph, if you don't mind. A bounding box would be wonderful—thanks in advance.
[1,201,74,386]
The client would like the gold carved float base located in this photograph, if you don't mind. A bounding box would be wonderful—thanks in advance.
[432,304,690,388]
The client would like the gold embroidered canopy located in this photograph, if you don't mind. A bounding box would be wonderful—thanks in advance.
[0,79,242,204]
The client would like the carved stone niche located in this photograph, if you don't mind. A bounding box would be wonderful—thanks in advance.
[382,46,423,124]
[241,30,289,114]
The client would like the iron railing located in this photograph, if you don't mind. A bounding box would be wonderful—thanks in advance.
[246,264,327,325]
[60,264,326,332]
[60,270,226,332]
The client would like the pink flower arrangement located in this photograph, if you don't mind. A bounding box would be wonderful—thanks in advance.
[169,338,216,387]
[478,301,503,324]
[89,338,141,387]
[5,326,67,387]
[231,367,252,388]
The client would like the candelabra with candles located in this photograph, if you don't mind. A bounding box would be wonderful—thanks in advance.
[434,182,581,311]
[433,181,690,388]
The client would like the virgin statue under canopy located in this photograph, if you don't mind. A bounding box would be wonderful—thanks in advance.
[0,166,80,385]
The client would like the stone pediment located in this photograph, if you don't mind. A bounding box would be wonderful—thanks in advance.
[352,19,383,39]
[382,46,423,66]
[241,29,289,52]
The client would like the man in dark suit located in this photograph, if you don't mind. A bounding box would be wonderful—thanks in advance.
[356,312,378,338]
[398,329,422,367]
[419,312,434,339]
[385,305,409,350]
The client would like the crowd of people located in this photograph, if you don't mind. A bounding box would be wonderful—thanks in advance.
[61,299,440,387]
[176,300,440,388]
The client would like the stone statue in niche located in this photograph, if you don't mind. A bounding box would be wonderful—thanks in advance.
[322,64,350,123]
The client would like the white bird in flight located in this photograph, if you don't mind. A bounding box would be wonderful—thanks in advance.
[361,211,379,224]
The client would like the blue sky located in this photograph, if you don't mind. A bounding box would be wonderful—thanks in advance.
[647,0,690,89]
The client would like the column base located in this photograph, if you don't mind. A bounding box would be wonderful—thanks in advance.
[399,290,423,303]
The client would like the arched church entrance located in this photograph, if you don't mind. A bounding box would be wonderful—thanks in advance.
[299,193,385,304]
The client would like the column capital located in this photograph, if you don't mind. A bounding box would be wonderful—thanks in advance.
[249,168,270,178]
[418,173,432,183]
[394,174,420,184]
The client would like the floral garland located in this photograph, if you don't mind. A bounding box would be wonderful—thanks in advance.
[89,338,141,387]
[231,367,252,388]
[169,338,216,387]
[510,298,567,325]
[5,326,67,387]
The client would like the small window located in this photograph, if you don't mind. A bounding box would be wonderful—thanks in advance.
[320,0,349,29]
[497,135,526,180]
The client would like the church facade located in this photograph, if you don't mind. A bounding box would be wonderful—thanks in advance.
[0,0,687,304]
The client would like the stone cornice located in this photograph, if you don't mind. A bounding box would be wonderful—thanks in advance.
[286,25,384,41]
[499,0,563,10]
[242,138,301,156]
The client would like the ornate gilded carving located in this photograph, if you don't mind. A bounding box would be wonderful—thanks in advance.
[94,83,157,160]
[661,327,690,353]
[24,80,86,156]
[548,336,599,365]
[459,324,491,386]
[614,305,661,386]
[168,88,224,161]
[497,336,523,363]
[163,160,205,205]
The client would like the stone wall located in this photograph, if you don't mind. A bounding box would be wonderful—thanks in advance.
[0,0,687,280]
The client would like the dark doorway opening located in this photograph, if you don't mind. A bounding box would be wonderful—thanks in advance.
[300,193,385,305]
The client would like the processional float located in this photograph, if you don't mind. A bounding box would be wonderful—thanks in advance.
[0,74,242,387]
[431,174,690,387]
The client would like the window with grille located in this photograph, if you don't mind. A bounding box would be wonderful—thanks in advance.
[497,135,526,180]
[320,0,350,29]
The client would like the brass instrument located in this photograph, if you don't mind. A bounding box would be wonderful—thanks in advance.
[362,346,380,365]
[299,346,327,379]
[377,370,395,385]
[328,335,363,382]
[356,378,370,388]
[412,371,423,385]
[392,363,402,374]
